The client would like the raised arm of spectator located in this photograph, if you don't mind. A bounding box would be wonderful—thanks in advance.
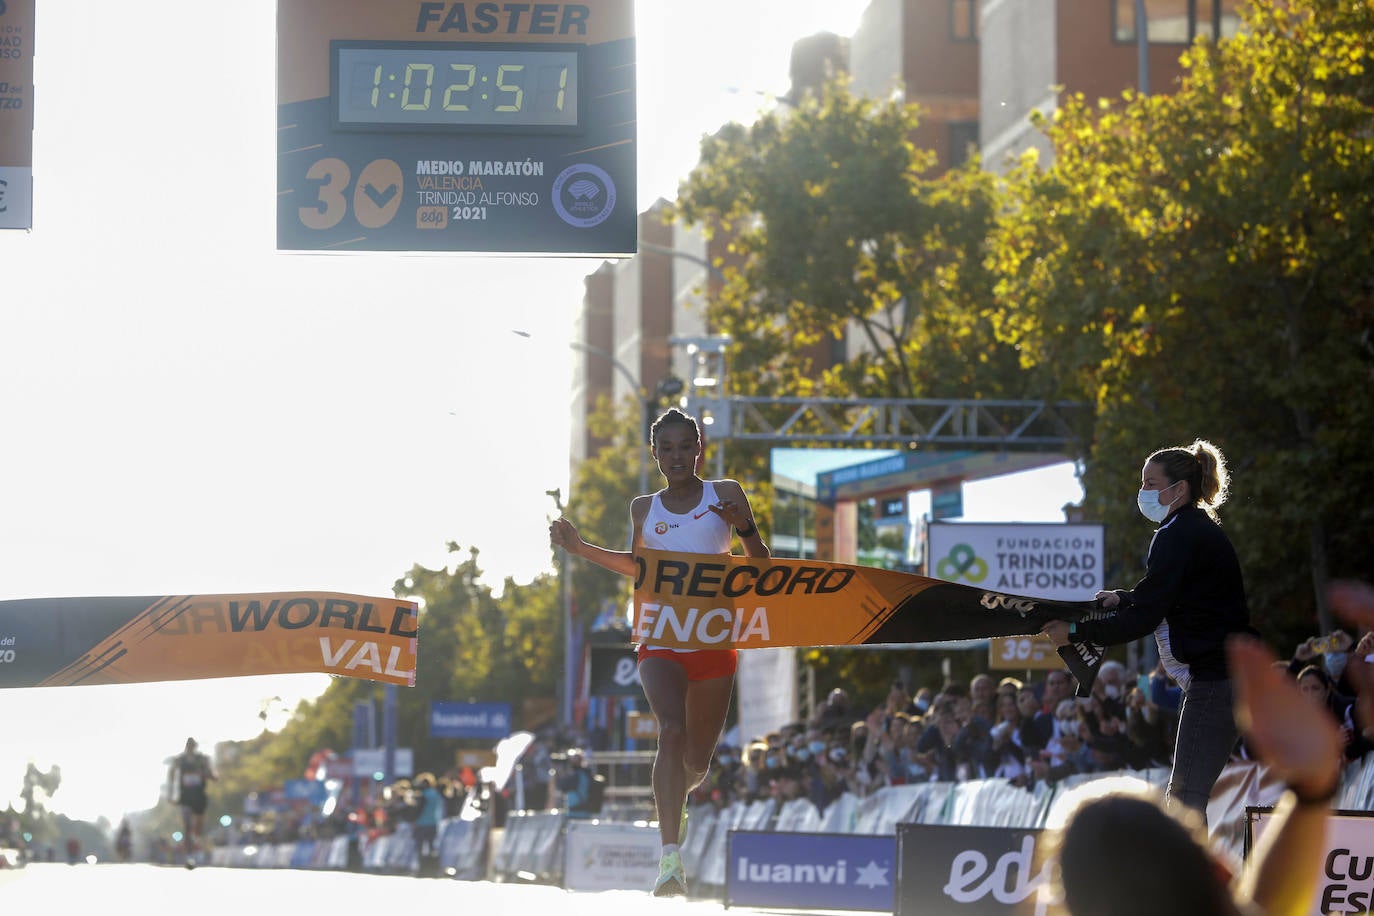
[1227,634,1344,916]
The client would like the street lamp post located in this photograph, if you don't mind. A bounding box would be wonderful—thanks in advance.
[547,487,575,730]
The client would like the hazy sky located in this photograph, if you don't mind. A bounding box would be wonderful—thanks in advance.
[0,0,894,828]
[0,0,1078,827]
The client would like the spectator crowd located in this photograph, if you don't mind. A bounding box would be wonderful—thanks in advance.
[673,626,1372,818]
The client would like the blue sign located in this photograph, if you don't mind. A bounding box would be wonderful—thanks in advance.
[283,779,328,804]
[726,831,896,912]
[430,701,512,739]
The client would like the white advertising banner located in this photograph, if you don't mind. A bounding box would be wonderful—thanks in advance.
[927,522,1105,601]
[736,646,798,750]
[1248,807,1374,916]
[350,747,413,778]
[0,0,35,230]
[563,820,661,892]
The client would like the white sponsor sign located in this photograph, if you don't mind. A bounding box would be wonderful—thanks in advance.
[1249,807,1374,915]
[350,747,413,778]
[737,646,798,749]
[563,821,661,892]
[928,522,1105,601]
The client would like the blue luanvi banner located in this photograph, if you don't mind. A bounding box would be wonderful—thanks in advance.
[726,830,896,911]
[430,701,512,739]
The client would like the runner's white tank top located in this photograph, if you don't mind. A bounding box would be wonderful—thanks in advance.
[640,480,732,652]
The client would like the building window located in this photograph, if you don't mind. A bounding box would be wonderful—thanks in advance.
[948,121,979,168]
[950,0,977,41]
[1112,0,1242,45]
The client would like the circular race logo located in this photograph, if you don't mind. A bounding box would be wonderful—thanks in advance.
[936,543,989,583]
[552,163,616,228]
[654,521,669,535]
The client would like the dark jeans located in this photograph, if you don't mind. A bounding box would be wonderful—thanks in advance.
[1166,677,1237,826]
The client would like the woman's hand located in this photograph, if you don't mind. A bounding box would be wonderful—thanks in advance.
[1093,590,1121,609]
[709,498,752,532]
[548,517,584,557]
[1041,620,1072,647]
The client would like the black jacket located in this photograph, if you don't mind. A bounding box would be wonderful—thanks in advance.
[1072,505,1254,682]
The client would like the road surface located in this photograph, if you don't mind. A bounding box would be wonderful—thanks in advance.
[0,862,857,915]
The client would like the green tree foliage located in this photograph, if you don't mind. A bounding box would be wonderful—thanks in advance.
[992,0,1373,641]
[673,78,1045,409]
[214,546,562,815]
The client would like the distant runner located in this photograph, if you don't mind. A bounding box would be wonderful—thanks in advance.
[168,737,217,868]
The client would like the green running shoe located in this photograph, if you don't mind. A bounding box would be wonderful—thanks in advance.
[653,849,687,897]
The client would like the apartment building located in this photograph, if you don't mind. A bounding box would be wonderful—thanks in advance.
[571,0,1243,474]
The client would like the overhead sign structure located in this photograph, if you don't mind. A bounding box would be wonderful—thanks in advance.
[0,0,35,230]
[277,0,636,254]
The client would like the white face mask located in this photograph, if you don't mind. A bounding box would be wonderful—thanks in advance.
[1136,481,1181,523]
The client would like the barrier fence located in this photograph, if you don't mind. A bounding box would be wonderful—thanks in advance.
[207,752,1374,911]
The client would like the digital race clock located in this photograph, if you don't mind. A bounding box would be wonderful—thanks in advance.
[278,0,635,255]
[333,42,581,131]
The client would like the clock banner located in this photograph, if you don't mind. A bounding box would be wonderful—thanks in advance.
[0,0,36,230]
[632,549,1109,693]
[0,592,418,689]
[277,0,637,254]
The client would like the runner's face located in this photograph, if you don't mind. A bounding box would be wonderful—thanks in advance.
[653,424,700,483]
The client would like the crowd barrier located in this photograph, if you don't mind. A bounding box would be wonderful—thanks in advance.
[208,752,1374,900]
[208,815,490,879]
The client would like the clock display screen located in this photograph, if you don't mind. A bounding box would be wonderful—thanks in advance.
[333,42,580,130]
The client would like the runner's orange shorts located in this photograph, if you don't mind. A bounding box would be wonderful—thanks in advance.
[636,646,738,681]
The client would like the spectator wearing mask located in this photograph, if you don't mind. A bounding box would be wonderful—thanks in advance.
[988,691,1029,784]
[1043,439,1256,826]
[1297,665,1371,761]
[1031,670,1077,749]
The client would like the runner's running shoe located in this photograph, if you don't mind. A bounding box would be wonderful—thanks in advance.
[653,849,687,897]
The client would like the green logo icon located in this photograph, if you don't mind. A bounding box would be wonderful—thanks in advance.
[936,543,988,583]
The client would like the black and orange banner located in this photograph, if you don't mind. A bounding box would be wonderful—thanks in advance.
[0,592,418,689]
[633,550,1108,693]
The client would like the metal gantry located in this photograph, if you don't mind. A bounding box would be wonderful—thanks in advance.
[684,394,1089,449]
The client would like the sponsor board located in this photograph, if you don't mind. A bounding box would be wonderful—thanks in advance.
[563,821,660,891]
[1247,806,1374,916]
[727,830,896,911]
[896,823,1064,916]
[350,747,414,778]
[588,643,641,696]
[430,700,512,738]
[0,0,35,230]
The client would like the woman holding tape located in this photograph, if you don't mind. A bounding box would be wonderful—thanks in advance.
[1042,438,1256,825]
[549,407,769,897]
